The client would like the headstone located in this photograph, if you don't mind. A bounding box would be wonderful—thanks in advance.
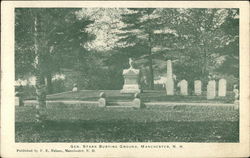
[218,79,227,97]
[233,85,239,100]
[72,83,78,92]
[133,93,144,108]
[233,84,239,110]
[177,80,188,95]
[72,87,78,92]
[194,80,202,96]
[15,88,24,106]
[234,100,239,110]
[166,60,174,95]
[98,92,106,107]
[207,80,216,99]
[121,58,141,93]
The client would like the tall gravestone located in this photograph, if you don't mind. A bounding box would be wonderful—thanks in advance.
[194,80,202,96]
[166,60,174,95]
[218,78,227,97]
[178,80,188,95]
[207,80,216,99]
[120,58,141,93]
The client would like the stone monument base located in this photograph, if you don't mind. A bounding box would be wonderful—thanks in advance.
[120,84,141,93]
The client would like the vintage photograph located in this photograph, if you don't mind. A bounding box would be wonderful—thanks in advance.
[14,7,240,143]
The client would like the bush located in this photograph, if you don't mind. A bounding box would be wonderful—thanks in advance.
[52,79,66,93]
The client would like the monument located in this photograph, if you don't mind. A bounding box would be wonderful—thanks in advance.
[120,58,141,93]
[166,60,174,95]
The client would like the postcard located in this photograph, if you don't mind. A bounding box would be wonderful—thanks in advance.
[1,1,249,157]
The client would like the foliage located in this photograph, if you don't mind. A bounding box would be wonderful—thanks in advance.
[15,8,239,92]
[80,8,239,90]
[15,8,95,93]
[171,9,239,84]
[51,79,66,93]
[215,9,239,79]
[114,8,178,89]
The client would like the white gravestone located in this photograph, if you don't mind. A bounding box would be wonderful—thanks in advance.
[233,86,239,109]
[177,80,188,95]
[194,80,202,96]
[218,79,227,97]
[72,87,78,92]
[166,60,174,95]
[72,83,78,92]
[233,88,239,100]
[207,80,216,99]
[133,93,143,108]
[98,92,106,107]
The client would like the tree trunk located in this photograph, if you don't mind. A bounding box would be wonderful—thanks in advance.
[146,10,154,90]
[34,11,47,123]
[148,32,154,90]
[202,47,207,78]
[35,72,46,107]
[46,73,53,94]
[148,53,154,90]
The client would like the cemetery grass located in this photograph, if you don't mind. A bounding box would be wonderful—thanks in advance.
[15,106,239,142]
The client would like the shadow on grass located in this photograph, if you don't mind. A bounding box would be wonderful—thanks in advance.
[15,119,239,143]
[25,90,234,103]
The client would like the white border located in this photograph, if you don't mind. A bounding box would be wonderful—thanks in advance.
[1,1,249,157]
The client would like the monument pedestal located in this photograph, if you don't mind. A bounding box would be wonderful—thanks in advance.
[120,84,141,93]
[120,58,141,94]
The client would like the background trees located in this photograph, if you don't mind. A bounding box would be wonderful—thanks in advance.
[84,8,239,90]
[15,8,239,93]
[80,8,179,90]
[171,9,239,90]
[15,8,95,94]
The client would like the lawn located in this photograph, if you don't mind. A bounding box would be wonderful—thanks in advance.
[15,105,239,142]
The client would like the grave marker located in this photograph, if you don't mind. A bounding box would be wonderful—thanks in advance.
[194,80,202,95]
[98,92,106,107]
[218,78,227,96]
[178,80,188,95]
[207,80,216,99]
[166,60,174,95]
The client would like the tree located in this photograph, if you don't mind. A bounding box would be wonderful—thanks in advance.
[113,8,180,89]
[15,9,36,80]
[15,8,94,121]
[15,8,95,90]
[75,8,133,89]
[216,9,239,78]
[167,9,239,88]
